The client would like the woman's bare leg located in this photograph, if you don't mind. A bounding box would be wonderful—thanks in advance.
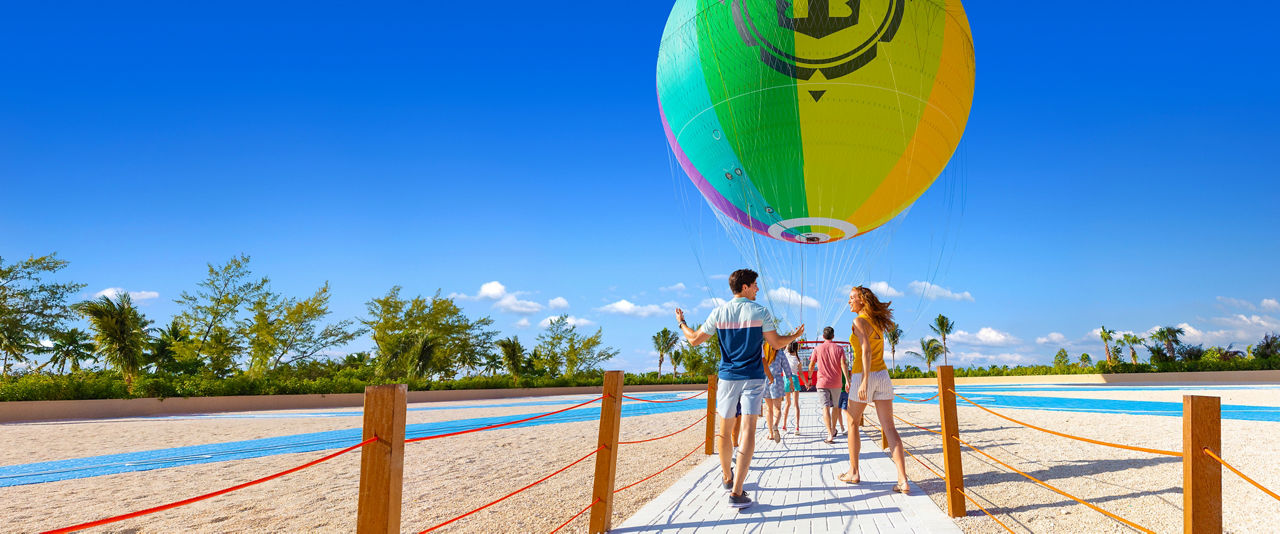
[874,400,909,487]
[843,401,869,479]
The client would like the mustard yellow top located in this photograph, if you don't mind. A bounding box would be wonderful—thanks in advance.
[849,312,887,374]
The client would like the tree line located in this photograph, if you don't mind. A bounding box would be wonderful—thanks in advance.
[652,313,1280,377]
[0,254,620,396]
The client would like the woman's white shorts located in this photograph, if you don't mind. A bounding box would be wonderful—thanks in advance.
[847,370,893,405]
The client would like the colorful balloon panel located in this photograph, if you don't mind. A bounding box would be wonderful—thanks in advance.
[657,0,975,243]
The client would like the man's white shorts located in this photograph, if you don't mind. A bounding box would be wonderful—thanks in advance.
[847,370,894,405]
[716,378,765,419]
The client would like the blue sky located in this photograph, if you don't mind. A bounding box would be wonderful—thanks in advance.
[3,1,1279,373]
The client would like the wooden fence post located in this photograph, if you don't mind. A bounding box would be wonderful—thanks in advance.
[706,375,718,455]
[589,371,624,534]
[357,384,406,534]
[1183,395,1221,534]
[937,366,966,517]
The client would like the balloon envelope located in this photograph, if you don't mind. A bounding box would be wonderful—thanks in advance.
[657,0,975,243]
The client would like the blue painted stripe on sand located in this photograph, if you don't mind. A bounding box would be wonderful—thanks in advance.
[0,394,702,488]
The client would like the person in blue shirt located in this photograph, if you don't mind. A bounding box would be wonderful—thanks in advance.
[676,268,804,509]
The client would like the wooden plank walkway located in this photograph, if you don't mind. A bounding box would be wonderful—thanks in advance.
[616,394,961,533]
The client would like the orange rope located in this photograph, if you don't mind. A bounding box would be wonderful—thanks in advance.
[902,443,944,480]
[614,440,705,494]
[1203,447,1280,502]
[621,390,706,403]
[549,497,601,534]
[951,434,1154,534]
[950,390,1180,457]
[879,427,1014,532]
[893,413,942,435]
[42,436,377,534]
[956,487,1017,533]
[619,414,707,445]
[895,393,940,403]
[420,444,604,533]
[406,395,603,443]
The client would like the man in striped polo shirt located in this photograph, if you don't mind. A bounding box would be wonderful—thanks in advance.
[676,268,804,509]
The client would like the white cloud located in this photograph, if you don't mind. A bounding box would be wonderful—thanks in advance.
[515,318,531,328]
[698,298,727,310]
[1262,299,1280,312]
[477,281,506,299]
[452,281,543,314]
[93,288,160,302]
[548,297,569,310]
[660,283,686,292]
[867,281,904,298]
[539,315,595,328]
[908,281,974,302]
[39,339,54,348]
[597,299,667,318]
[765,287,819,309]
[950,327,1019,346]
[494,294,543,315]
[661,301,681,309]
[449,280,508,300]
[1217,296,1256,310]
[709,274,729,280]
[1036,332,1067,345]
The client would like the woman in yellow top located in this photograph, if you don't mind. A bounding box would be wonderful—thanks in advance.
[838,286,910,494]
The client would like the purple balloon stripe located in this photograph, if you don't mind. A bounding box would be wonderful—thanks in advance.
[657,92,798,242]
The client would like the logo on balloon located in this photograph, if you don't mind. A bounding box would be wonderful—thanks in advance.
[732,0,905,80]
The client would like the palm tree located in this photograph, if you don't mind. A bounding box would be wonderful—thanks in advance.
[652,327,679,377]
[670,348,685,378]
[1150,326,1185,361]
[906,338,944,373]
[75,293,151,392]
[0,323,33,377]
[37,328,96,374]
[496,336,526,384]
[930,315,954,366]
[1098,326,1115,364]
[1122,333,1144,364]
[148,320,188,373]
[481,351,503,376]
[885,324,903,369]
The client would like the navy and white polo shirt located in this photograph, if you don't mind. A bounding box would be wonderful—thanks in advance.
[699,297,777,381]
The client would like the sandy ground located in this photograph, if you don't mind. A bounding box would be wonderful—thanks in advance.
[885,388,1280,533]
[960,387,1280,407]
[0,394,710,533]
[3,386,1278,533]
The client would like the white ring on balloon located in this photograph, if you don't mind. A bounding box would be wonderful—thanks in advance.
[768,217,858,243]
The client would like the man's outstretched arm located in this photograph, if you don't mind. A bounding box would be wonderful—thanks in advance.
[675,308,711,346]
[764,325,805,357]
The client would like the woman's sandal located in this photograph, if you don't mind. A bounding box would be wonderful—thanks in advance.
[837,472,860,484]
[892,482,910,495]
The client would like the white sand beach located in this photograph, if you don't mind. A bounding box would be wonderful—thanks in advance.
[2,386,1277,533]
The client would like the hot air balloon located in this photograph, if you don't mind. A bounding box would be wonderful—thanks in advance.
[657,0,975,244]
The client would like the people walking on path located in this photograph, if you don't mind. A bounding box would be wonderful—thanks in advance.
[781,341,803,434]
[839,285,910,494]
[675,268,804,509]
[762,341,788,442]
[808,326,850,444]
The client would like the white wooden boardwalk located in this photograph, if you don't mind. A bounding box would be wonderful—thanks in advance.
[617,394,961,533]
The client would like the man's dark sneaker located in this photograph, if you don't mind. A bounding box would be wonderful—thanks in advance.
[728,491,753,509]
[722,467,734,490]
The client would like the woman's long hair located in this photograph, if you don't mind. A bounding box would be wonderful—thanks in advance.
[853,286,895,333]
